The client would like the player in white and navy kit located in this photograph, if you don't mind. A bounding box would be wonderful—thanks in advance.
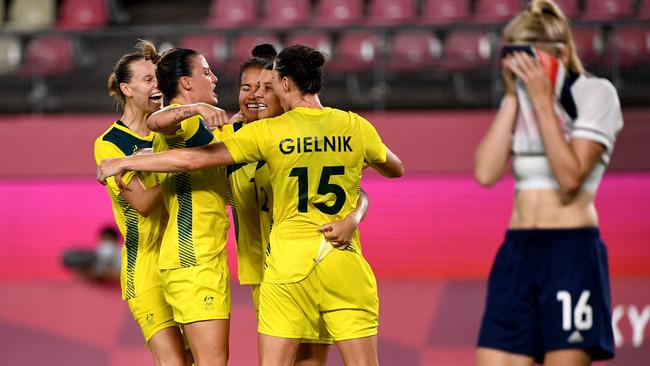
[474,1,622,365]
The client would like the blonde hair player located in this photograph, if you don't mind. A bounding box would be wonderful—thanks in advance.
[475,1,622,365]
[94,48,188,365]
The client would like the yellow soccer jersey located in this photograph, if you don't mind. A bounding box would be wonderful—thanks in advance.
[153,105,229,269]
[222,107,388,283]
[94,121,167,300]
[254,162,273,273]
[221,122,264,284]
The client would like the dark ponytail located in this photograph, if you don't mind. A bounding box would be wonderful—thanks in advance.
[275,45,325,94]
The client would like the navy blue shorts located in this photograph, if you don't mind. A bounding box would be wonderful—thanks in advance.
[477,228,614,363]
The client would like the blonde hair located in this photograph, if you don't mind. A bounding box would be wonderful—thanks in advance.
[137,39,161,65]
[503,0,585,74]
[107,51,145,109]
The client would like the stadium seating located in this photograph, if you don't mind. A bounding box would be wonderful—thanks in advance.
[388,30,441,72]
[5,0,56,31]
[205,0,257,28]
[553,0,580,19]
[582,0,633,20]
[224,33,282,73]
[179,35,229,68]
[473,0,521,24]
[262,0,310,28]
[58,0,108,30]
[638,0,650,19]
[285,32,333,59]
[21,36,74,76]
[0,36,21,74]
[313,0,363,27]
[608,27,650,67]
[366,0,417,26]
[570,27,605,66]
[440,31,494,71]
[474,0,522,24]
[420,0,470,25]
[329,31,380,72]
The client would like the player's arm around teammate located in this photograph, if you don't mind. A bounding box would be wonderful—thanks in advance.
[94,49,187,366]
[474,1,622,366]
[139,40,233,366]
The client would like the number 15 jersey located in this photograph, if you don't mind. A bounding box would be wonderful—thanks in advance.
[222,107,387,283]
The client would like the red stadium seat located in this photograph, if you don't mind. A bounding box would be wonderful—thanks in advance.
[640,0,650,20]
[313,0,363,27]
[21,35,74,76]
[583,0,633,21]
[329,31,380,72]
[221,33,282,73]
[262,0,310,28]
[608,27,650,67]
[552,0,580,19]
[205,0,257,28]
[473,0,521,24]
[366,0,417,25]
[285,32,333,59]
[420,0,470,25]
[179,35,229,68]
[571,27,605,66]
[57,0,108,29]
[388,30,441,72]
[440,31,494,71]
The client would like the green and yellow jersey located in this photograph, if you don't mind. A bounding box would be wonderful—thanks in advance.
[222,107,387,283]
[153,104,229,270]
[254,161,273,274]
[94,121,167,300]
[221,122,264,285]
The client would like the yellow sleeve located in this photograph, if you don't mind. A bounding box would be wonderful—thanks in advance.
[357,114,387,164]
[222,120,268,164]
[93,138,137,195]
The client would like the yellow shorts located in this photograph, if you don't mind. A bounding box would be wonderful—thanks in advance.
[258,249,378,342]
[127,286,178,343]
[161,251,231,323]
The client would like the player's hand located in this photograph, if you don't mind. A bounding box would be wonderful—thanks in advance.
[319,216,358,250]
[196,103,229,130]
[506,52,552,104]
[97,158,125,185]
[229,111,246,125]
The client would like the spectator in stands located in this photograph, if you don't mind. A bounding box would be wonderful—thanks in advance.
[93,46,189,365]
[96,44,403,366]
[62,225,121,282]
[139,40,231,366]
[474,1,623,365]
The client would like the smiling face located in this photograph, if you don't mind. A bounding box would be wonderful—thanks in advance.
[255,68,284,119]
[122,59,162,113]
[238,66,262,122]
[187,54,218,105]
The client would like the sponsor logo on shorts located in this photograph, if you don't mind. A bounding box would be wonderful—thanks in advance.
[203,295,214,310]
[567,330,584,344]
[146,312,155,326]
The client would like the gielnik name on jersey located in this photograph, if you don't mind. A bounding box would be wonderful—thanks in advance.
[279,136,353,155]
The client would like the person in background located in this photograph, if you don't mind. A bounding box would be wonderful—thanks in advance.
[474,1,622,365]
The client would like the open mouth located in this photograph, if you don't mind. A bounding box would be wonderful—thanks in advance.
[245,103,260,110]
[149,92,163,102]
[256,103,267,111]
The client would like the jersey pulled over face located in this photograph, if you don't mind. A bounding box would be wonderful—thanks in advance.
[223,107,387,283]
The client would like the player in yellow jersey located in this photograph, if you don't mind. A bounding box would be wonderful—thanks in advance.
[94,49,187,365]
[97,45,403,366]
[138,40,231,366]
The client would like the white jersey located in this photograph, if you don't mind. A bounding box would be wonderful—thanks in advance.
[512,73,623,192]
